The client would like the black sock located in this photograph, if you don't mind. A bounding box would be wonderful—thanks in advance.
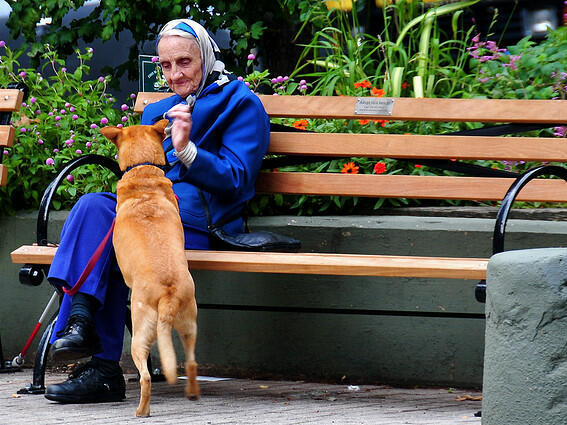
[91,356,122,376]
[69,293,99,322]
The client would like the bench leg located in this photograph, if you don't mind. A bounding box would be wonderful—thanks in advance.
[17,315,57,394]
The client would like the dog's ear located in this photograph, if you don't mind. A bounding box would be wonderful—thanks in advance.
[153,119,169,137]
[100,127,122,146]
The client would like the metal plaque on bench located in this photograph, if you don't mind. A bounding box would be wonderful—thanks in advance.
[354,97,394,116]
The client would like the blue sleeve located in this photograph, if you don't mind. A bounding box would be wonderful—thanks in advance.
[178,91,270,201]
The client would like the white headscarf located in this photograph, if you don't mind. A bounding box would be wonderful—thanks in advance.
[156,19,230,99]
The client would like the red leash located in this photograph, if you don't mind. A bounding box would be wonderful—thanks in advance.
[62,219,116,296]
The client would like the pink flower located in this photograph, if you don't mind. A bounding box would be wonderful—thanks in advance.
[20,127,27,132]
[130,93,136,99]
[45,158,55,166]
[98,76,105,83]
[3,150,9,155]
[100,117,109,125]
[29,97,37,104]
[72,114,79,120]
[151,56,159,63]
[54,116,61,121]
[19,71,26,78]
[75,149,82,155]
[121,116,128,122]
[66,174,74,183]
[0,41,5,48]
[247,53,256,60]
[86,142,92,148]
[120,104,129,111]
[38,139,44,144]
[90,124,98,129]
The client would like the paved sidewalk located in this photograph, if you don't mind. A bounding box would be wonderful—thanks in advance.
[1,368,482,424]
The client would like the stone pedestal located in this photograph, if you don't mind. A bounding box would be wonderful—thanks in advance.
[483,248,567,424]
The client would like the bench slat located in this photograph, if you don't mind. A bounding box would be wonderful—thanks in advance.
[0,125,15,148]
[10,245,488,279]
[0,164,6,186]
[134,92,567,124]
[259,96,567,123]
[256,172,567,202]
[269,132,567,161]
[0,89,23,112]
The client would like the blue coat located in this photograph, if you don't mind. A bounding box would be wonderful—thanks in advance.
[140,79,270,234]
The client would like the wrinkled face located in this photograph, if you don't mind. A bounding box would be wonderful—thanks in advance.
[157,35,203,98]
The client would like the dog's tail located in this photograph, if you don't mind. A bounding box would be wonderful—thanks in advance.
[156,295,179,385]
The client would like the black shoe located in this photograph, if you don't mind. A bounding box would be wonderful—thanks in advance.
[50,315,102,362]
[45,361,125,404]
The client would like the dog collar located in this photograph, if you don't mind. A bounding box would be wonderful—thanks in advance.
[124,162,168,173]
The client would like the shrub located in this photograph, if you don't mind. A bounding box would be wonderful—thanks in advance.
[0,43,139,215]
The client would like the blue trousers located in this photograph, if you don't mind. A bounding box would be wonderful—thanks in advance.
[48,192,210,361]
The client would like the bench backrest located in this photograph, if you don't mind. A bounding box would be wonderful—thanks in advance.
[0,89,24,186]
[134,92,567,203]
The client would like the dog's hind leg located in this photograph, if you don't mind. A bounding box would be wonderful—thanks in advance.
[176,304,199,400]
[131,308,157,417]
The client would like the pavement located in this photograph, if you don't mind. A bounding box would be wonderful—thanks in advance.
[0,367,482,424]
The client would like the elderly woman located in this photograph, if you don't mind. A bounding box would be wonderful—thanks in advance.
[44,19,270,404]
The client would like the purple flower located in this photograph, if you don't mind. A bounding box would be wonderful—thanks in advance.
[3,150,9,155]
[19,71,26,78]
[130,93,136,99]
[98,76,105,83]
[270,78,277,84]
[36,109,41,115]
[247,53,256,60]
[72,114,79,120]
[245,82,251,87]
[53,148,59,153]
[29,97,36,104]
[54,116,61,121]
[121,116,128,122]
[87,47,93,53]
[45,158,55,166]
[478,77,491,83]
[86,141,92,148]
[66,174,74,183]
[276,76,284,83]
[152,56,159,63]
[20,127,26,132]
[0,41,5,48]
[65,139,73,147]
[121,104,129,111]
[237,76,244,81]
[553,126,567,137]
[75,149,82,155]
[61,67,67,73]
[60,109,66,114]
[117,124,123,128]
[300,80,307,85]
[90,123,98,129]
[65,102,71,108]
[100,117,109,125]
[38,139,44,145]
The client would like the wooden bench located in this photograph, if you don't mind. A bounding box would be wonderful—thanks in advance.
[8,92,567,390]
[12,94,567,282]
[0,87,24,186]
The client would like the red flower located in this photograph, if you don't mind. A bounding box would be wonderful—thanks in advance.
[372,119,389,127]
[402,82,410,89]
[358,119,370,125]
[293,119,308,130]
[374,161,387,174]
[414,164,423,168]
[354,80,371,89]
[341,162,359,174]
[371,87,385,97]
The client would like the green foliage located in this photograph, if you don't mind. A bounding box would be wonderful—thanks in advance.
[0,43,139,216]
[288,0,479,97]
[4,0,295,82]
[463,27,567,100]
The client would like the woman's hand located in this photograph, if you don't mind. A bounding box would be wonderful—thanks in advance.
[165,103,193,152]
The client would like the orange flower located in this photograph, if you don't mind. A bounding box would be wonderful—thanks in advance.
[358,119,370,125]
[372,119,389,127]
[354,80,371,89]
[293,119,308,130]
[374,161,387,174]
[371,87,385,97]
[341,162,359,174]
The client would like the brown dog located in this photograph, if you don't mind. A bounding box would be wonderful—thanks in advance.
[100,120,199,417]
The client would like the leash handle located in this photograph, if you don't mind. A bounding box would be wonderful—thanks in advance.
[62,219,116,296]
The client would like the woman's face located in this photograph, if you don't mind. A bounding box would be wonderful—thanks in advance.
[157,36,203,98]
